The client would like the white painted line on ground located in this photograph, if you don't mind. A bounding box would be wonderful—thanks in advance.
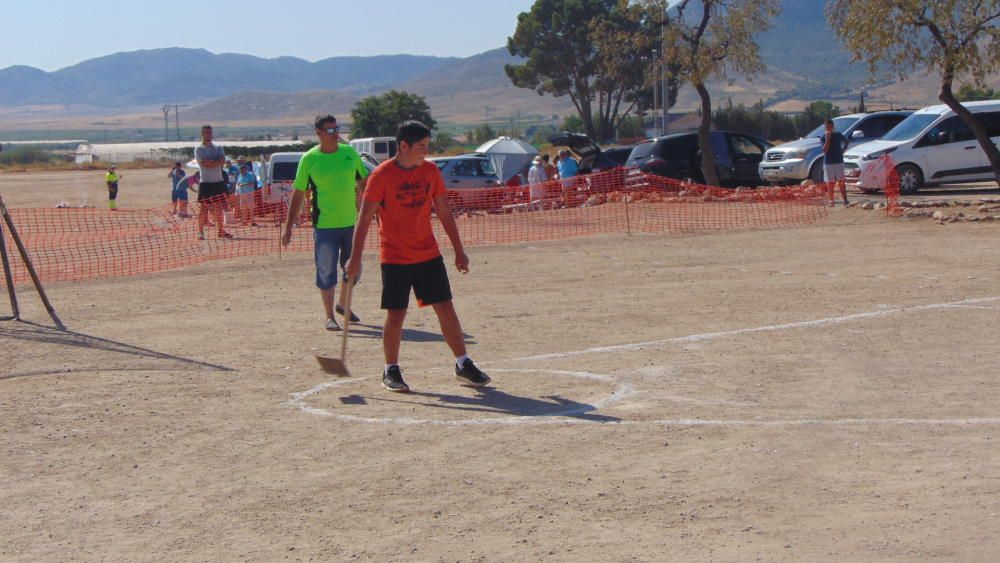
[288,369,636,424]
[510,295,1000,362]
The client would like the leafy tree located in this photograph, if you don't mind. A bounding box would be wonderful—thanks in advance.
[956,84,1000,102]
[506,0,654,142]
[429,133,457,154]
[560,114,585,133]
[828,0,1000,188]
[646,0,780,186]
[470,124,498,145]
[616,115,646,140]
[350,90,436,137]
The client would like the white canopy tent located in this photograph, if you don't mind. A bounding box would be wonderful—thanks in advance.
[475,137,539,183]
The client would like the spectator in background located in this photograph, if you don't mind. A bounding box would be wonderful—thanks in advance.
[556,149,579,206]
[528,155,548,210]
[168,161,189,217]
[236,164,258,226]
[225,159,237,195]
[194,124,232,240]
[542,153,557,185]
[820,118,850,207]
[105,165,121,211]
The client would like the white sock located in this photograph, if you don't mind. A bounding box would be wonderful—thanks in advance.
[385,364,399,374]
[456,355,470,369]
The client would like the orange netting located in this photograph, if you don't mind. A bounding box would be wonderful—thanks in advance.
[1,170,827,286]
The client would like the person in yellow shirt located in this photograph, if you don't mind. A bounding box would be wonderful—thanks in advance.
[105,165,121,211]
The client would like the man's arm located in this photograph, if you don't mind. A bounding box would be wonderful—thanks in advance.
[433,193,469,274]
[281,190,307,247]
[346,198,379,280]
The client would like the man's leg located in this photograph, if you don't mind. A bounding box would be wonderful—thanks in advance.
[197,201,207,234]
[839,180,849,205]
[431,300,467,358]
[213,203,227,235]
[320,288,336,321]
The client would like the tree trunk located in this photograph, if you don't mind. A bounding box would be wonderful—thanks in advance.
[939,82,1000,189]
[695,82,720,186]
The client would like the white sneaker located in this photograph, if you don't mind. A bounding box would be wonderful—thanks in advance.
[325,318,341,331]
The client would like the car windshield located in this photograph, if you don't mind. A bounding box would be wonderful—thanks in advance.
[880,113,939,142]
[271,161,299,182]
[629,141,658,160]
[805,116,859,138]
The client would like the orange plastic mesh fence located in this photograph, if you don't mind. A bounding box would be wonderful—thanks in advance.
[1,170,827,286]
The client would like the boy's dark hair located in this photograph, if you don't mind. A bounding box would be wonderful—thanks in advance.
[314,114,337,130]
[396,120,431,146]
[201,124,212,131]
[824,118,834,126]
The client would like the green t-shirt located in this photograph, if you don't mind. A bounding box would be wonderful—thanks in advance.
[293,144,369,229]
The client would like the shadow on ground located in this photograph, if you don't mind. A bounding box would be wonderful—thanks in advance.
[0,319,233,380]
[342,387,620,423]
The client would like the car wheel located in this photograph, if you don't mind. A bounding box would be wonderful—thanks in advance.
[896,164,923,195]
[809,161,824,183]
[678,170,703,184]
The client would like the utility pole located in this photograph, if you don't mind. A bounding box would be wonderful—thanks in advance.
[161,106,171,141]
[651,49,659,137]
[169,104,189,141]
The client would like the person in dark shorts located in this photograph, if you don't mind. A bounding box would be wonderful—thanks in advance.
[281,115,370,331]
[105,165,121,211]
[820,118,850,206]
[347,120,490,393]
[194,125,232,239]
[168,161,189,217]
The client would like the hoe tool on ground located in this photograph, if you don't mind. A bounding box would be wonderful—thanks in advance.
[316,277,355,377]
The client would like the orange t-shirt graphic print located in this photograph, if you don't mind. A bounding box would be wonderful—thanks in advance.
[363,159,447,264]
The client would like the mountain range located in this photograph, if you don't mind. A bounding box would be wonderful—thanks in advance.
[1,0,996,130]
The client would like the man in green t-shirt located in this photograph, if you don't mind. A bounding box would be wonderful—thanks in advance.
[281,114,369,331]
[105,165,121,210]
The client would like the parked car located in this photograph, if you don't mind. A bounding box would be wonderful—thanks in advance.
[626,131,773,187]
[548,132,632,173]
[349,137,397,162]
[759,111,912,185]
[261,152,305,207]
[428,155,506,209]
[844,100,1000,194]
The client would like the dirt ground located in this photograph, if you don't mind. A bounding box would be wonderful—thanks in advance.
[3,170,1000,561]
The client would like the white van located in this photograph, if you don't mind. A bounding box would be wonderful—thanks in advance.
[349,137,397,162]
[844,100,1000,194]
[261,151,305,210]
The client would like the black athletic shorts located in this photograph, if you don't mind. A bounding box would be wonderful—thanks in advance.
[381,255,452,310]
[198,181,228,202]
[107,183,119,200]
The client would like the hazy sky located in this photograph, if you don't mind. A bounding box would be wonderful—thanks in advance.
[3,0,537,71]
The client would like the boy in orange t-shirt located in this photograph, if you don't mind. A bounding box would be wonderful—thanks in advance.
[347,121,490,393]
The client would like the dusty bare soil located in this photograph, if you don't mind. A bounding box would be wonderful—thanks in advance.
[3,170,1000,561]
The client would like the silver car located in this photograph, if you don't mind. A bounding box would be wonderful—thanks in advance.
[428,155,506,209]
[758,111,911,185]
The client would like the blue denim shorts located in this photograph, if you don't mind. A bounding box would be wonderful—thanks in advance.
[314,226,360,290]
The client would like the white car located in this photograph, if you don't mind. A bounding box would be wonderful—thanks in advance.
[844,100,1000,194]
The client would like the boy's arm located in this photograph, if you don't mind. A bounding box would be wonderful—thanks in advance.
[433,193,469,273]
[346,198,379,280]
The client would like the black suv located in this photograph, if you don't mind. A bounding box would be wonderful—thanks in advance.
[548,132,632,174]
[625,131,773,187]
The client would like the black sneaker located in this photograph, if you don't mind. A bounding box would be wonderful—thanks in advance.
[335,304,361,323]
[455,359,491,387]
[382,366,410,393]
